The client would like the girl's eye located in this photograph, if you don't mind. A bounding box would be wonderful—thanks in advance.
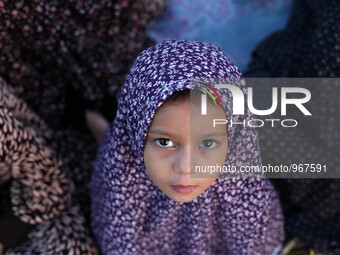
[155,138,175,148]
[199,140,217,149]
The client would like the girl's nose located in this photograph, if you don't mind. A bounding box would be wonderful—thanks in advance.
[172,146,191,175]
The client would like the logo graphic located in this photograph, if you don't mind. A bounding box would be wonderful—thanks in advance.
[199,84,312,117]
[192,79,312,128]
[198,83,222,115]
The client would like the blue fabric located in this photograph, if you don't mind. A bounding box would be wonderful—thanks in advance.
[147,0,293,71]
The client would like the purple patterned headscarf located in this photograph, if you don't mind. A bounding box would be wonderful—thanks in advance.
[91,39,284,255]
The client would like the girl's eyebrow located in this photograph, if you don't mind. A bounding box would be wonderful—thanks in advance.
[198,132,227,139]
[148,129,227,138]
[148,129,175,136]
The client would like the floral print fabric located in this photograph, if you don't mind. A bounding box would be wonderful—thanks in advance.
[0,0,168,220]
[0,79,98,254]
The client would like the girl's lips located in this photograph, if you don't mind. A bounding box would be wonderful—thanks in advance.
[171,185,197,194]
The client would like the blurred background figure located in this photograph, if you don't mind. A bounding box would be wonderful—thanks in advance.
[0,0,168,222]
[147,0,292,71]
[0,0,168,253]
[244,0,340,254]
[0,80,98,254]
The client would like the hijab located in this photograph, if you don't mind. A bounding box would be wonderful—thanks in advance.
[0,0,168,127]
[0,0,168,219]
[91,39,283,255]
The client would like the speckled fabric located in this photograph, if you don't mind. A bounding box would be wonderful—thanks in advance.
[245,0,340,253]
[0,79,71,224]
[245,0,340,78]
[0,0,168,220]
[92,39,284,255]
[0,79,98,254]
[0,0,168,126]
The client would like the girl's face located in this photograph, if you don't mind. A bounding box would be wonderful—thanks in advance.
[144,95,228,202]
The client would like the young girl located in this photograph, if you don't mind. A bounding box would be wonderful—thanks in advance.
[91,39,284,255]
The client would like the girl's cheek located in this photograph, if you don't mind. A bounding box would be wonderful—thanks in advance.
[197,146,228,165]
[150,145,174,159]
[197,146,221,158]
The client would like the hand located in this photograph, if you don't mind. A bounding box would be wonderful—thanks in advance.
[86,110,109,143]
[0,242,4,255]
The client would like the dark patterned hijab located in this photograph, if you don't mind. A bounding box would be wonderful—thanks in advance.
[245,0,340,78]
[92,39,284,255]
[0,0,168,220]
[0,0,168,127]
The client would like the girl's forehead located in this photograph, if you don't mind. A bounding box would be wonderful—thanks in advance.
[149,95,227,134]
